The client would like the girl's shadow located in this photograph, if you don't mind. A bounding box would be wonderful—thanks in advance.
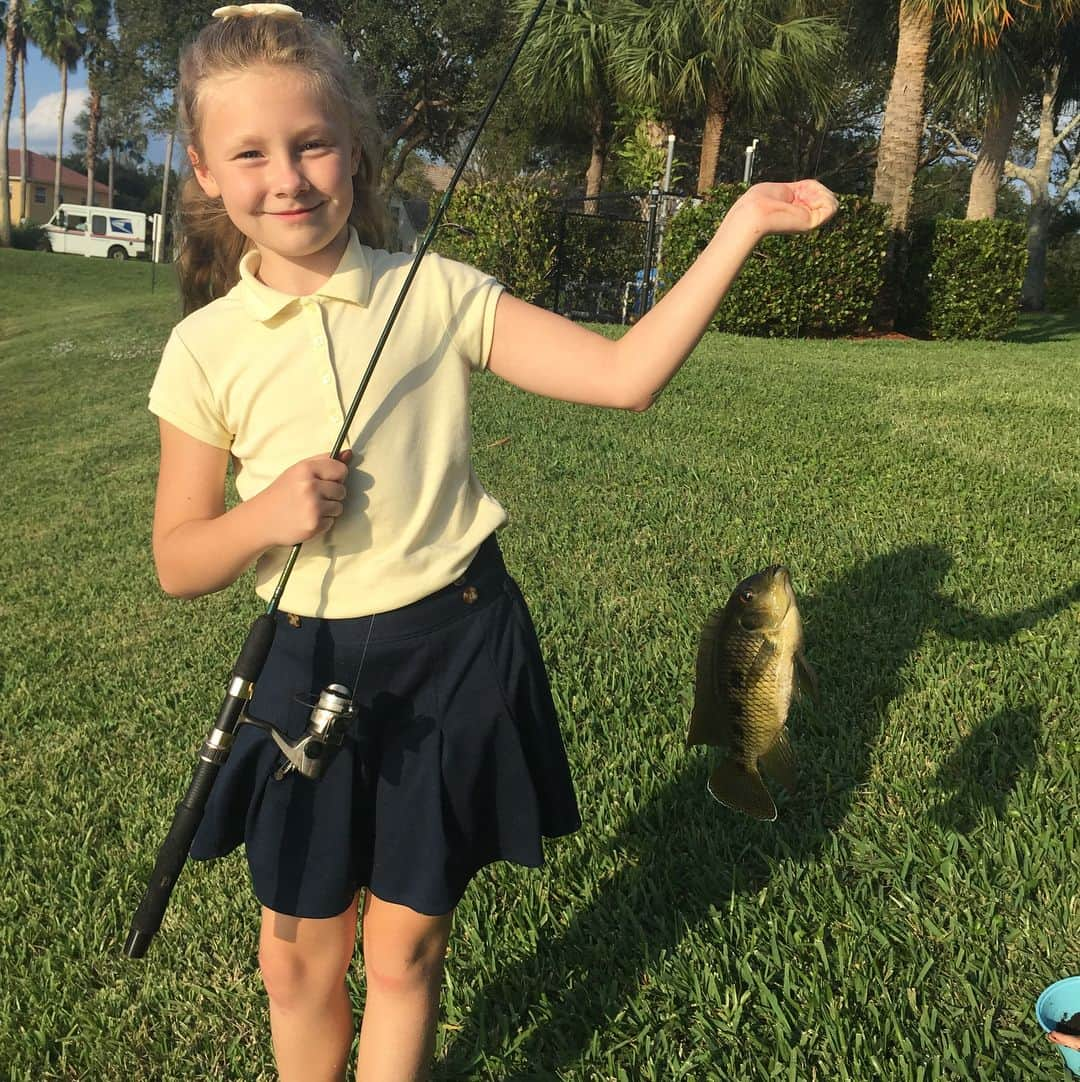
[436,546,1078,1078]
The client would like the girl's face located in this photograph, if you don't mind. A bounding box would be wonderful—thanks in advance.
[188,64,359,288]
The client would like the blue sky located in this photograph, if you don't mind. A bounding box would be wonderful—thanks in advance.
[22,43,167,166]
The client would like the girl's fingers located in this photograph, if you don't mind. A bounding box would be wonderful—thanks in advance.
[317,480,347,501]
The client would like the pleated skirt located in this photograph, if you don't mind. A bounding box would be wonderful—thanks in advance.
[190,533,581,918]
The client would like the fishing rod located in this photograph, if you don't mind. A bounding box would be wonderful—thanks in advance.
[123,0,550,959]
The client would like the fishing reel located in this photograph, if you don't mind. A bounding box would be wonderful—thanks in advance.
[239,683,357,781]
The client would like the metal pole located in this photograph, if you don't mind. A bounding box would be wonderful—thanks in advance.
[661,134,676,192]
[552,199,567,315]
[638,185,661,317]
[743,138,759,185]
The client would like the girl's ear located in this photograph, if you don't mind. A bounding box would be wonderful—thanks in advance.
[188,145,221,198]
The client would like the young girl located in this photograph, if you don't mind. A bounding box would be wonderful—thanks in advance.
[149,5,838,1080]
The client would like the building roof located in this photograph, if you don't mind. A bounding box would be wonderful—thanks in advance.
[422,163,454,193]
[7,149,109,197]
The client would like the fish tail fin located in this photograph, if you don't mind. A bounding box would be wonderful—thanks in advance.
[707,758,777,821]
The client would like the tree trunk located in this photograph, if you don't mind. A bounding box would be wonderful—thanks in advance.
[872,1,933,231]
[54,59,68,212]
[583,101,607,213]
[158,127,175,262]
[18,43,27,220]
[85,82,101,207]
[1021,196,1052,310]
[0,0,18,246]
[697,80,728,195]
[966,79,1023,220]
[108,145,114,208]
[1020,67,1061,310]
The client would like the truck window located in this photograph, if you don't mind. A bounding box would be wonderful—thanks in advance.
[92,214,107,236]
[67,214,87,232]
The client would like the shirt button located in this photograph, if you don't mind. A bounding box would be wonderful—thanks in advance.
[322,374,331,385]
[462,586,479,604]
[313,335,325,347]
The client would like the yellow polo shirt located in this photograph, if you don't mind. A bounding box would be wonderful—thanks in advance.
[148,229,508,617]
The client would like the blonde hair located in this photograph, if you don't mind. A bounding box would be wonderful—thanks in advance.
[176,12,388,314]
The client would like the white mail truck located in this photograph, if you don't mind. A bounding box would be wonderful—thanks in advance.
[40,204,156,260]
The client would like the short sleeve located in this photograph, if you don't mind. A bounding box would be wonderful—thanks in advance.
[148,329,232,449]
[433,255,505,372]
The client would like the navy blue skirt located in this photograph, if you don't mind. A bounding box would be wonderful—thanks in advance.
[189,534,581,918]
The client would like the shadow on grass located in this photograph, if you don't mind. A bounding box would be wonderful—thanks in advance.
[437,547,1079,1079]
[1004,310,1080,345]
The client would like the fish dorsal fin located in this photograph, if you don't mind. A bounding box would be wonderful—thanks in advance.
[795,649,819,703]
[687,608,728,746]
[759,727,797,797]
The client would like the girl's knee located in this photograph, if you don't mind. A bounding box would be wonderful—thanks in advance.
[361,897,452,998]
[258,902,357,1012]
[362,934,446,998]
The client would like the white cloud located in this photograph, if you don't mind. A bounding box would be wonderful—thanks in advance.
[25,86,91,155]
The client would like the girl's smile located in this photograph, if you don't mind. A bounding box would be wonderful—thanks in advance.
[188,64,359,293]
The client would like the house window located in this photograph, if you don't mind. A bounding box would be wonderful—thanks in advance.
[34,186,46,204]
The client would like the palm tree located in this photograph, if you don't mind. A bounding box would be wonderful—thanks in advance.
[16,4,28,220]
[958,1,1080,219]
[512,0,616,207]
[611,0,841,194]
[26,0,88,212]
[872,0,1021,232]
[1,0,19,245]
[80,0,109,207]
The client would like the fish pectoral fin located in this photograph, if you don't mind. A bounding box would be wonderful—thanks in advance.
[795,649,819,704]
[707,758,777,821]
[744,637,777,688]
[759,728,797,797]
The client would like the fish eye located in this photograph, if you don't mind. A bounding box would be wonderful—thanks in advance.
[740,589,754,603]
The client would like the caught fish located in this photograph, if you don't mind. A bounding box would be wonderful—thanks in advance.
[687,565,817,821]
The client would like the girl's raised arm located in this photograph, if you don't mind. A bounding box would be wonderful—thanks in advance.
[487,180,839,411]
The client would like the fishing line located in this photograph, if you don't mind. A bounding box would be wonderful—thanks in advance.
[350,614,377,700]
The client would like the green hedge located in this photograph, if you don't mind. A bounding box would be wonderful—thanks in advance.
[660,185,889,337]
[898,218,1026,339]
[433,181,558,304]
[11,220,47,251]
[1045,234,1080,311]
[431,180,1029,339]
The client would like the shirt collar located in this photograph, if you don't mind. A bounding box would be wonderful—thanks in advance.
[234,227,373,322]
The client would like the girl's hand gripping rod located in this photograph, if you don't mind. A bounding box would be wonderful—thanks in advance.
[123,0,549,959]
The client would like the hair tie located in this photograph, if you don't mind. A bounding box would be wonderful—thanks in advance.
[211,3,302,20]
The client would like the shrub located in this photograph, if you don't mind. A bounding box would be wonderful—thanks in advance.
[433,181,558,304]
[11,220,47,251]
[898,218,1026,339]
[1045,234,1080,311]
[661,186,889,337]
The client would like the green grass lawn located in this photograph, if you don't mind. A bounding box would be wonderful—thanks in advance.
[1,247,1078,1081]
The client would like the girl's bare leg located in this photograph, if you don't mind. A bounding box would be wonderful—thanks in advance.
[355,892,453,1082]
[258,894,360,1082]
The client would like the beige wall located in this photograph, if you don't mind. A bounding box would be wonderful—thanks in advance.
[8,179,110,226]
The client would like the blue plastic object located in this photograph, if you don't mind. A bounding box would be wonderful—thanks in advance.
[1037,976,1080,1077]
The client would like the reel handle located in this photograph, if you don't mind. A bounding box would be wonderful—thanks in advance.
[123,615,276,958]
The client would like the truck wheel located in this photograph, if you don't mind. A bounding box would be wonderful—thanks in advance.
[36,237,51,252]
[108,245,128,261]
